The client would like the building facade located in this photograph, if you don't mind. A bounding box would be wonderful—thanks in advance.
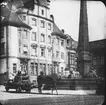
[0,0,54,84]
[17,1,54,82]
[66,35,78,75]
[0,0,79,84]
[89,39,106,77]
[51,24,68,77]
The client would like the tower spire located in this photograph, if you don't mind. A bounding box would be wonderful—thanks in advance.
[77,0,91,76]
[78,0,90,51]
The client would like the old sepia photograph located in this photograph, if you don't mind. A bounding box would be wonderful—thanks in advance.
[0,0,105,105]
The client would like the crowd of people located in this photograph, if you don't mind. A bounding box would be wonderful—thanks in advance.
[68,70,81,79]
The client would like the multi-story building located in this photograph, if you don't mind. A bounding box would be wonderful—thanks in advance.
[0,0,54,84]
[0,0,79,84]
[51,24,67,77]
[66,35,78,75]
[17,0,54,82]
[89,39,106,77]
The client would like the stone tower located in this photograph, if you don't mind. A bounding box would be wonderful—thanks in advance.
[77,0,91,76]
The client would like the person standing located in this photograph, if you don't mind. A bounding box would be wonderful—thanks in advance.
[37,71,45,93]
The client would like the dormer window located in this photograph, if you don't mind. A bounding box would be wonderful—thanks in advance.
[61,40,64,46]
[67,40,70,46]
[23,15,26,21]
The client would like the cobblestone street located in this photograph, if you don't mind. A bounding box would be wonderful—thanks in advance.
[0,85,104,105]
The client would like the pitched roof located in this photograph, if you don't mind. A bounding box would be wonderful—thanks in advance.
[39,0,48,6]
[89,39,106,49]
[0,4,31,29]
[35,0,50,7]
[52,23,67,39]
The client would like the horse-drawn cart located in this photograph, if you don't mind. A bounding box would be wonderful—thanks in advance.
[5,74,33,93]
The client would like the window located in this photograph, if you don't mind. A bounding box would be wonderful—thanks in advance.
[93,57,96,65]
[23,15,26,21]
[0,27,4,38]
[31,45,37,56]
[61,67,63,74]
[23,30,28,39]
[61,40,64,46]
[48,35,51,44]
[40,33,45,42]
[13,63,17,73]
[48,49,51,57]
[20,62,28,73]
[40,64,46,74]
[67,40,70,46]
[41,47,45,57]
[31,32,37,41]
[70,54,75,65]
[61,52,64,59]
[32,18,37,26]
[101,57,104,65]
[56,38,59,45]
[23,45,28,54]
[30,63,37,75]
[71,41,75,48]
[41,9,44,15]
[56,51,59,58]
[0,43,5,55]
[17,28,21,36]
[30,63,34,75]
[48,64,50,74]
[41,20,45,28]
[48,23,51,30]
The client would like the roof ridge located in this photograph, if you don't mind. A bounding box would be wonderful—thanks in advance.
[53,23,64,35]
[52,23,67,39]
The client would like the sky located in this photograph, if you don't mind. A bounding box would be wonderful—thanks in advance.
[50,0,106,41]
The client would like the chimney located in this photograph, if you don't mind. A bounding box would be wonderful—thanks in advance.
[50,14,54,22]
[61,29,65,33]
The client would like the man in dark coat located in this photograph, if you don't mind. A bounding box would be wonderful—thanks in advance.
[37,71,45,93]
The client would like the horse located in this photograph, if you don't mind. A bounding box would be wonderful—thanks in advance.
[37,73,59,95]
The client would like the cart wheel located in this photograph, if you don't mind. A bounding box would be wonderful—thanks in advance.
[5,87,9,92]
[16,87,22,93]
